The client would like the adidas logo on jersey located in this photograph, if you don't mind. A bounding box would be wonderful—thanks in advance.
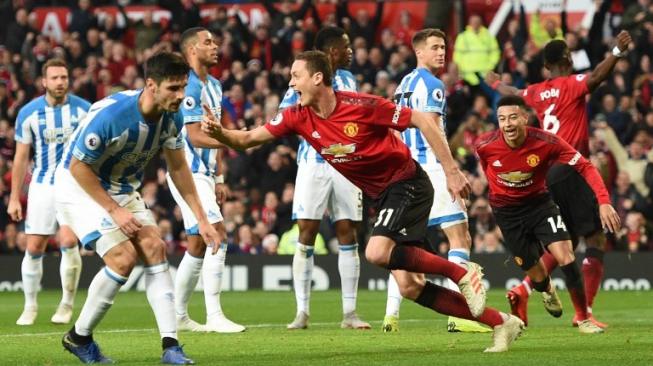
[492,160,502,167]
[399,228,407,235]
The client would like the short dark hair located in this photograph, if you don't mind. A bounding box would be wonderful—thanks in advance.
[42,58,68,77]
[543,39,568,66]
[294,51,333,87]
[497,95,527,110]
[412,28,446,49]
[144,52,189,84]
[180,27,208,55]
[314,26,346,52]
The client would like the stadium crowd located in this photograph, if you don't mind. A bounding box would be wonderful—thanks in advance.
[1,0,652,257]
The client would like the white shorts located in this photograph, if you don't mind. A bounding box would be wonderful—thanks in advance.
[292,161,362,221]
[425,165,468,229]
[25,181,66,235]
[166,173,223,234]
[54,168,156,257]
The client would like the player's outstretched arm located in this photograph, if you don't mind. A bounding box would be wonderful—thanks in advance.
[485,71,523,96]
[7,143,30,221]
[185,121,226,149]
[410,110,471,201]
[586,30,632,92]
[69,157,142,237]
[201,104,275,150]
[164,147,222,253]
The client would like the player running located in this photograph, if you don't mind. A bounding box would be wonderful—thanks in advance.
[9,58,90,326]
[170,27,244,334]
[57,52,220,364]
[279,26,369,330]
[384,28,490,334]
[486,30,632,328]
[475,95,621,334]
[204,50,525,353]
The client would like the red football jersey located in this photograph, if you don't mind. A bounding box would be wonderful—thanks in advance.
[475,127,610,208]
[522,74,590,157]
[265,91,415,198]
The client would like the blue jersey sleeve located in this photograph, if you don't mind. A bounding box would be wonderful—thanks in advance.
[72,114,109,164]
[181,81,204,125]
[14,104,35,144]
[279,88,299,110]
[163,112,185,150]
[424,78,446,115]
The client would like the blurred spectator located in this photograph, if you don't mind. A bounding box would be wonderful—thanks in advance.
[68,0,97,38]
[529,2,565,49]
[453,15,500,86]
[611,171,651,222]
[5,8,30,54]
[277,223,328,255]
[262,233,279,255]
[336,0,384,47]
[0,222,21,255]
[615,211,652,252]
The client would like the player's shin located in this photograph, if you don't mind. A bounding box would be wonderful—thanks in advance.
[338,243,360,314]
[174,251,203,318]
[59,245,82,307]
[415,281,505,327]
[387,246,467,281]
[582,247,605,310]
[74,267,127,339]
[144,262,178,344]
[21,251,44,309]
[292,243,314,316]
[560,262,589,320]
[385,273,402,317]
[203,243,227,318]
[445,248,470,291]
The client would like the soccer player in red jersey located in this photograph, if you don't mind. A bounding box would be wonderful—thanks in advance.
[476,95,621,333]
[203,51,525,352]
[486,30,632,328]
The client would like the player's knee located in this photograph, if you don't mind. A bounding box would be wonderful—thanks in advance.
[105,247,138,276]
[185,236,207,257]
[140,237,167,262]
[365,245,389,267]
[334,220,356,244]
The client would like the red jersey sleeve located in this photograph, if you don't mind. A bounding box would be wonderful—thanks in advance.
[551,134,610,205]
[521,85,535,106]
[264,107,298,138]
[564,74,590,100]
[373,98,412,131]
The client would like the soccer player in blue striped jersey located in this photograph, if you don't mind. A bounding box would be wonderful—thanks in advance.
[279,26,369,330]
[383,29,490,334]
[170,27,244,334]
[8,59,90,326]
[56,52,220,365]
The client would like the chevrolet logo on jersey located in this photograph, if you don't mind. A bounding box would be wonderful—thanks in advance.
[321,143,356,158]
[497,171,534,188]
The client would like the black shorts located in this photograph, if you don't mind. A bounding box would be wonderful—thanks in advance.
[546,164,602,240]
[493,195,571,270]
[371,162,434,247]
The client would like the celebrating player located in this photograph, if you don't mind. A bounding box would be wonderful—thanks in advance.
[475,95,621,334]
[9,58,90,326]
[56,52,220,364]
[203,50,525,353]
[170,27,244,333]
[279,26,369,330]
[486,30,633,328]
[385,28,489,334]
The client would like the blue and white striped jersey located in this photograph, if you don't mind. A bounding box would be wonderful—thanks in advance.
[279,69,357,163]
[180,70,222,176]
[394,67,447,169]
[62,90,184,195]
[14,94,91,185]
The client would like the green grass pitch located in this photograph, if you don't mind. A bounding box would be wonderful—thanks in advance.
[1,289,651,365]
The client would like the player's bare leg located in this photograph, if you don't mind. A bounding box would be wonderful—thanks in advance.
[52,226,82,325]
[334,219,369,329]
[548,240,603,334]
[443,222,491,333]
[203,222,244,333]
[287,219,320,329]
[579,231,608,328]
[17,234,50,325]
[391,269,523,352]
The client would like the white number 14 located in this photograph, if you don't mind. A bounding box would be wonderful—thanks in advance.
[547,215,567,233]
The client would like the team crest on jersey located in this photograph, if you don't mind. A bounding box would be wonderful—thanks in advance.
[343,122,358,137]
[526,154,540,167]
[270,113,283,126]
[85,133,100,150]
[432,89,444,102]
[514,256,523,267]
[183,96,196,110]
